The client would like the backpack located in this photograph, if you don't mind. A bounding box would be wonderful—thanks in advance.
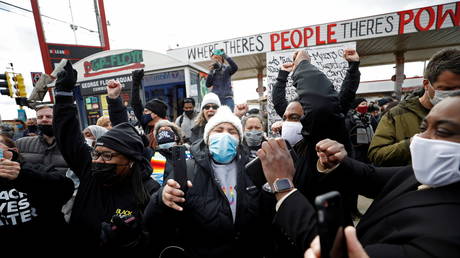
[349,112,374,146]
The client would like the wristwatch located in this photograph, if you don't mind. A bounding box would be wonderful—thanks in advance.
[272,178,294,193]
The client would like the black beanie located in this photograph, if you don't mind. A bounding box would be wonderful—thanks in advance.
[351,98,367,109]
[96,122,144,162]
[145,99,167,119]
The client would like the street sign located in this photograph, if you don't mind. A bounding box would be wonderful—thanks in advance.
[30,72,42,87]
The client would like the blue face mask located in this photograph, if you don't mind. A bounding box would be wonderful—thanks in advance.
[140,114,153,126]
[208,132,239,164]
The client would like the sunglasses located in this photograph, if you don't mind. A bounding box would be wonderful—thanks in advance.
[91,150,121,161]
[203,104,219,110]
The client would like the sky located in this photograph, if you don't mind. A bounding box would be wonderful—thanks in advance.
[0,0,454,120]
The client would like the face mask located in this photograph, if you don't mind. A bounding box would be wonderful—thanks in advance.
[282,121,303,146]
[140,114,153,126]
[28,125,38,132]
[356,105,368,114]
[208,132,238,164]
[244,130,264,147]
[85,138,95,147]
[430,88,460,106]
[410,135,460,187]
[91,163,119,185]
[158,142,175,150]
[38,124,54,137]
[185,110,194,117]
[17,124,24,130]
[157,130,176,145]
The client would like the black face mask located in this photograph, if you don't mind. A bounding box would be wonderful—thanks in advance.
[91,163,119,185]
[140,114,154,127]
[28,125,38,132]
[185,110,194,117]
[38,124,54,137]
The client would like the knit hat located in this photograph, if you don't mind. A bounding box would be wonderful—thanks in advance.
[200,93,221,110]
[351,98,367,109]
[145,99,168,119]
[203,106,243,144]
[96,122,144,162]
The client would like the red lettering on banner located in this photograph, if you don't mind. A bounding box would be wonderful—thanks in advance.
[270,33,280,51]
[398,10,414,34]
[415,7,435,31]
[281,31,291,50]
[327,23,337,43]
[437,2,460,29]
[303,27,314,47]
[290,29,302,48]
[315,26,326,45]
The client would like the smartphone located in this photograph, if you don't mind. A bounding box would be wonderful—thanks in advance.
[315,191,348,258]
[0,149,3,159]
[244,140,298,188]
[171,145,188,194]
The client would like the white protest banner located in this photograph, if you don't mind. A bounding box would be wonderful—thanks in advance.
[266,42,356,137]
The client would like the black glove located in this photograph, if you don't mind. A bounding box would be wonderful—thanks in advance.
[55,61,77,92]
[132,69,144,85]
[100,214,143,247]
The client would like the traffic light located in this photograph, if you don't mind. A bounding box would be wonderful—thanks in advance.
[13,73,27,97]
[0,72,13,97]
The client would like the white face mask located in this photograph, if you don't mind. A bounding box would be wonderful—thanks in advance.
[429,86,460,106]
[410,135,460,187]
[281,121,303,146]
[85,138,95,147]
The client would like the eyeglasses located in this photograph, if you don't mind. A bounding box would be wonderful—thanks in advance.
[203,104,219,110]
[91,150,120,161]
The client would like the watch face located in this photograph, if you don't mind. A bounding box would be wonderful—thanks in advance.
[275,178,292,192]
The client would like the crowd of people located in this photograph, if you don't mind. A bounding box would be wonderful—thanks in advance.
[0,46,460,257]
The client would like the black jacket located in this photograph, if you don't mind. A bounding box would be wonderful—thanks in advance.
[288,60,354,222]
[53,95,159,248]
[275,158,460,258]
[206,55,238,101]
[0,162,74,251]
[190,124,205,144]
[144,140,275,258]
[272,61,360,118]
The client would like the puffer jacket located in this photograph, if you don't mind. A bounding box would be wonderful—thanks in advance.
[144,140,275,258]
[16,135,69,174]
[368,96,429,166]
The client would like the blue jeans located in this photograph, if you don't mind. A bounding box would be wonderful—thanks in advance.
[220,97,235,111]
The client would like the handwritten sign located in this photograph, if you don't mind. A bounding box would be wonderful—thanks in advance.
[266,42,356,136]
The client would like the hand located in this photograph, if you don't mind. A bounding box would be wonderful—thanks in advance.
[316,139,347,170]
[281,62,294,73]
[162,179,193,211]
[257,138,295,190]
[132,69,144,84]
[343,49,360,62]
[0,158,21,180]
[271,121,283,134]
[292,50,310,72]
[55,60,77,92]
[304,227,369,258]
[234,103,248,118]
[107,80,122,99]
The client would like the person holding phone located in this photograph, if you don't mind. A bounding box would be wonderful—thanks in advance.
[260,93,460,258]
[206,49,238,111]
[144,106,275,258]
